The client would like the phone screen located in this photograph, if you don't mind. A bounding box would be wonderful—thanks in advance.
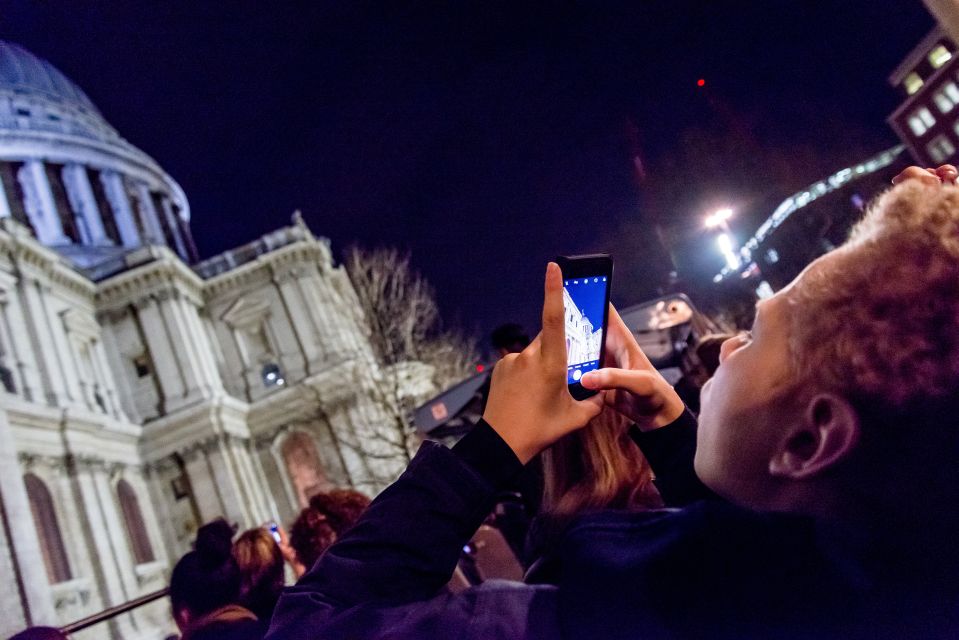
[563,275,609,384]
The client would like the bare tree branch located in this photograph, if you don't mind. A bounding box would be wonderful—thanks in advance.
[335,245,478,477]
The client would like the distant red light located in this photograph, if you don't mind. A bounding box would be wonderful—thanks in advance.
[476,364,485,373]
[697,78,706,87]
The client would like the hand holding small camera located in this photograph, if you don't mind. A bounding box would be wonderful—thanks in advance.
[482,262,605,464]
[580,304,685,431]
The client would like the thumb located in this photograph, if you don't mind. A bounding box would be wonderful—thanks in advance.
[574,392,605,421]
[581,367,661,396]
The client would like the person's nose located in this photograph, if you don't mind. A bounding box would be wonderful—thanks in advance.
[718,336,739,365]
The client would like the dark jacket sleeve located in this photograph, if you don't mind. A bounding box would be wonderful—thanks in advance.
[629,409,719,505]
[265,420,558,640]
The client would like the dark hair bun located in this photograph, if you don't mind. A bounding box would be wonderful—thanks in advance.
[194,518,234,567]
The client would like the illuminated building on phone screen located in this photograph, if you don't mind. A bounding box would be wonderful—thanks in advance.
[563,287,602,368]
[0,40,432,638]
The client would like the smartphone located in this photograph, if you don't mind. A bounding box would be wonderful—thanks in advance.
[267,521,281,544]
[555,254,613,400]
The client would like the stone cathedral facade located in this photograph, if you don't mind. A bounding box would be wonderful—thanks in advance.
[0,41,431,638]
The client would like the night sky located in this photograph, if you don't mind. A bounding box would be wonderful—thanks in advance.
[1,2,934,349]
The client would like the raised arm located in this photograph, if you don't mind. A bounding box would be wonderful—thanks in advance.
[267,263,597,639]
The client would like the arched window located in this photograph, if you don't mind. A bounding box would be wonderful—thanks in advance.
[23,473,71,583]
[117,479,154,565]
[281,431,328,508]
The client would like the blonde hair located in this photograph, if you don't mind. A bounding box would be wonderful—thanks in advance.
[233,528,284,614]
[790,181,959,411]
[541,408,661,520]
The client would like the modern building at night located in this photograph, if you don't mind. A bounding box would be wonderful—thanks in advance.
[0,41,431,638]
[711,145,908,292]
[888,25,959,165]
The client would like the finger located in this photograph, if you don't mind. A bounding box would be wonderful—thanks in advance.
[581,367,659,395]
[539,262,567,368]
[892,166,940,186]
[604,304,655,370]
[936,164,958,184]
[570,392,605,425]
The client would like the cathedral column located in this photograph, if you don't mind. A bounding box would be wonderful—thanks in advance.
[132,183,165,245]
[0,171,12,220]
[230,437,275,524]
[68,458,135,637]
[203,436,259,528]
[159,196,188,259]
[182,446,228,523]
[18,281,70,406]
[171,295,223,396]
[62,164,108,245]
[0,283,41,402]
[40,291,84,405]
[0,405,56,627]
[100,171,139,248]
[274,271,315,377]
[91,339,126,421]
[153,292,217,402]
[134,296,187,412]
[17,161,69,245]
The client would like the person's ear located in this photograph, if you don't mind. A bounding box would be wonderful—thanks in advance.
[769,394,860,480]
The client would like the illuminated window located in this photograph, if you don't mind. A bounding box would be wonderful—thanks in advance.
[904,72,924,95]
[261,363,285,387]
[933,82,959,113]
[929,44,953,69]
[926,134,955,163]
[908,107,936,136]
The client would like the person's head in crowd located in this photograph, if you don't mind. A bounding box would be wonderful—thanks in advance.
[490,323,530,358]
[169,518,258,637]
[530,408,660,567]
[288,505,337,577]
[308,489,371,537]
[541,408,661,520]
[694,177,959,532]
[233,527,285,623]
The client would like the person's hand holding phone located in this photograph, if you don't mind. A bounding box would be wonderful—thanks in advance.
[482,262,605,464]
[579,304,685,431]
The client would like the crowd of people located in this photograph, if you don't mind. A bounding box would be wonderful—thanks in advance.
[11,164,959,638]
[160,488,371,640]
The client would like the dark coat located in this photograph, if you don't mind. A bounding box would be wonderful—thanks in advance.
[266,415,959,639]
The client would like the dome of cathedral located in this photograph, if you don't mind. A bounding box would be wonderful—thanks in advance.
[0,39,196,273]
[0,40,100,115]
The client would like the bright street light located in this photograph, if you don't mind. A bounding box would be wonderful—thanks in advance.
[705,207,734,229]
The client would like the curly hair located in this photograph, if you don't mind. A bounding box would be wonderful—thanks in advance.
[308,489,371,536]
[788,181,959,461]
[289,506,337,571]
[790,182,959,404]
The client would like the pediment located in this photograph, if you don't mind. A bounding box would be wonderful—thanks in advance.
[221,296,271,329]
